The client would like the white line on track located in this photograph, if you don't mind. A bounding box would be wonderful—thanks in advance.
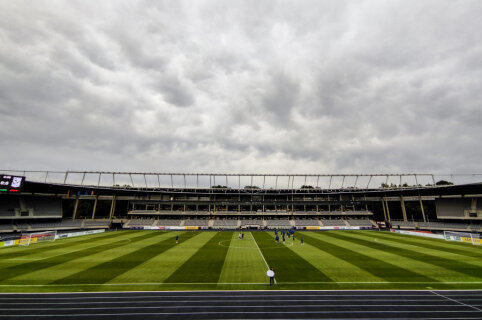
[0,294,465,300]
[1,289,481,295]
[0,303,469,311]
[431,291,482,312]
[0,310,480,317]
[0,299,452,305]
[0,293,471,299]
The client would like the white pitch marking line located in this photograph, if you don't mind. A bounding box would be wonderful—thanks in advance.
[0,293,459,300]
[250,232,277,284]
[1,281,482,287]
[431,291,482,312]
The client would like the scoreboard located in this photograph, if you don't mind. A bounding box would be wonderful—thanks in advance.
[0,175,25,192]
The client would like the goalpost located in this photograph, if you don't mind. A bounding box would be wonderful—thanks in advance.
[18,230,57,246]
[443,230,481,246]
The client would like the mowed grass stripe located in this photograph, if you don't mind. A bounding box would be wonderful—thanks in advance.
[327,231,482,279]
[110,232,214,284]
[218,232,267,285]
[303,232,438,283]
[3,232,165,285]
[278,233,382,283]
[0,231,134,260]
[355,231,482,259]
[165,232,231,283]
[252,232,332,283]
[0,231,158,282]
[52,232,198,285]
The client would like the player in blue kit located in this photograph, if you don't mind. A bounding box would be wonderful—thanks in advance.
[275,234,279,243]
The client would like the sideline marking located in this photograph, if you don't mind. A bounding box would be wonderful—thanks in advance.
[1,281,482,287]
[250,232,277,284]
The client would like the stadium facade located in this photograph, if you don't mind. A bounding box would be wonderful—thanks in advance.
[1,171,482,233]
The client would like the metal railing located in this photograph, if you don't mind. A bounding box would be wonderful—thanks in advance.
[1,170,481,190]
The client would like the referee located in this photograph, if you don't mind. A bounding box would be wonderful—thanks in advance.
[267,267,275,285]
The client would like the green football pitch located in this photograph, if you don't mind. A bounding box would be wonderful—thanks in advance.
[0,230,481,292]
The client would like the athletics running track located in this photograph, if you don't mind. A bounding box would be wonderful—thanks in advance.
[0,290,481,319]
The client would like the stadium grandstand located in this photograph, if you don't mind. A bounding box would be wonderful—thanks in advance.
[0,171,481,234]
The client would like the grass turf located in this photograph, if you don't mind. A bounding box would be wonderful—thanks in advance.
[0,230,481,292]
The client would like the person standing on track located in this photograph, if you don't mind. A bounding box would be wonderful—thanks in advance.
[267,267,275,285]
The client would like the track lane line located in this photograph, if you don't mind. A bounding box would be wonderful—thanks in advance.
[431,291,482,312]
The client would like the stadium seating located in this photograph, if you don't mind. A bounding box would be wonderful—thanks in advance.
[184,219,209,226]
[320,219,346,227]
[0,196,19,217]
[30,220,83,230]
[128,219,155,227]
[212,220,239,227]
[345,210,373,215]
[391,220,417,229]
[346,219,373,227]
[15,223,30,231]
[294,219,320,227]
[0,223,14,232]
[21,197,61,217]
[265,219,292,228]
[469,223,482,231]
[156,219,181,226]
[417,221,469,230]
[83,220,110,228]
[60,220,83,228]
[29,222,61,230]
[441,222,469,230]
[240,219,264,226]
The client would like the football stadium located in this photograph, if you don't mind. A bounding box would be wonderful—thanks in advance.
[0,171,481,318]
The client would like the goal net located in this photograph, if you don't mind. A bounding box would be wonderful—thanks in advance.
[444,231,481,246]
[19,230,57,246]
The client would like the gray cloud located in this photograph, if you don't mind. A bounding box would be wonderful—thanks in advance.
[0,0,481,175]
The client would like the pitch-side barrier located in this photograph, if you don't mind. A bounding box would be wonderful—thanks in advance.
[0,229,105,248]
[391,228,482,245]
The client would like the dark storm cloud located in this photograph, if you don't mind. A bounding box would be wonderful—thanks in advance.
[0,0,481,174]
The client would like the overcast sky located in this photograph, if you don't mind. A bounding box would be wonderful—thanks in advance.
[0,0,481,175]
